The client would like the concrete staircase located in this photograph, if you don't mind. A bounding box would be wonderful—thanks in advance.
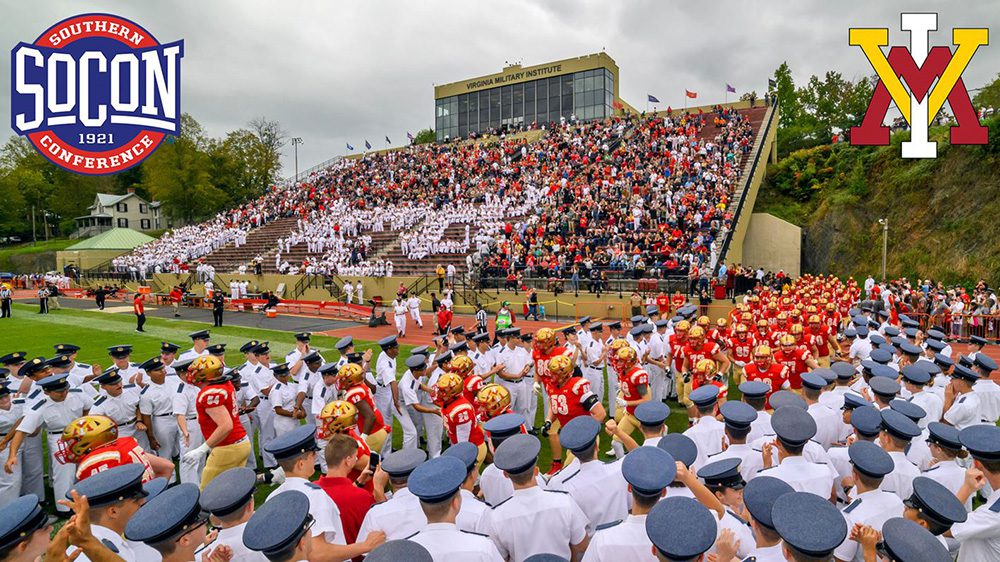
[202,216,298,272]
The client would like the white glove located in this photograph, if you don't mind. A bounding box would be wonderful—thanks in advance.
[270,466,286,486]
[182,443,211,465]
[616,397,627,409]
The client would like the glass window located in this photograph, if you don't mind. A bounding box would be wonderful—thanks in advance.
[117,218,128,228]
[459,95,469,127]
[512,83,523,122]
[140,219,150,230]
[468,93,479,132]
[139,204,147,214]
[574,73,585,94]
[479,91,489,131]
[548,76,561,99]
[489,89,501,128]
[536,95,548,122]
[537,79,547,100]
[524,81,535,124]
[501,85,512,125]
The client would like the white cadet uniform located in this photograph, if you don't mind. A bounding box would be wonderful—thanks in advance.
[880,451,920,500]
[408,296,423,326]
[581,514,656,562]
[581,338,605,406]
[0,397,24,508]
[973,379,1000,424]
[480,487,588,562]
[17,383,45,498]
[268,477,346,546]
[646,332,667,402]
[408,522,504,562]
[408,523,503,562]
[952,488,1000,561]
[706,444,758,482]
[833,490,904,562]
[373,353,398,456]
[19,389,94,513]
[173,381,205,484]
[922,459,972,511]
[397,369,422,451]
[747,410,772,443]
[91,387,142,443]
[908,390,944,429]
[139,380,179,461]
[711,509,755,559]
[499,344,532,422]
[456,489,490,533]
[471,346,495,378]
[753,455,835,499]
[393,299,407,334]
[178,348,209,364]
[248,363,277,467]
[270,380,301,435]
[478,464,547,507]
[420,366,445,459]
[234,380,258,470]
[683,416,726,471]
[196,522,267,562]
[73,524,137,562]
[67,363,99,399]
[295,365,321,417]
[807,402,841,450]
[357,487,426,541]
[944,393,984,429]
[547,459,630,535]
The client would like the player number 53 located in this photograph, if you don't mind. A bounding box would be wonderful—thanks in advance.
[78,133,114,144]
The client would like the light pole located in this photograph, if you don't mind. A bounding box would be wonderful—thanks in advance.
[878,218,888,281]
[292,137,304,182]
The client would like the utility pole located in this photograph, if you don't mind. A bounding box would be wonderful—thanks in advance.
[31,205,36,244]
[878,218,888,281]
[292,137,304,182]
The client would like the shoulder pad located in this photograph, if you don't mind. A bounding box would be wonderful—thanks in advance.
[595,519,622,531]
[177,383,185,393]
[990,498,1000,513]
[101,539,120,554]
[490,496,513,510]
[304,482,322,490]
[843,499,863,513]
[140,386,149,395]
[12,398,24,405]
[241,382,249,388]
[94,396,107,407]
[274,383,281,390]
[123,384,136,389]
[68,388,82,393]
[32,399,48,410]
[78,363,90,368]
[28,389,41,399]
[130,363,137,367]
[460,529,490,537]
[544,489,569,494]
[756,466,775,473]
[403,531,421,540]
[320,388,326,398]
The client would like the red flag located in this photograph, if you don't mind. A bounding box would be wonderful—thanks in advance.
[666,106,672,113]
[685,90,697,99]
[612,99,623,110]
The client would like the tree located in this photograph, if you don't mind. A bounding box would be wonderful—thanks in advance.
[973,73,1000,110]
[413,129,436,145]
[219,128,278,204]
[248,117,286,187]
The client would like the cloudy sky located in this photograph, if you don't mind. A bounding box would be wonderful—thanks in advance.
[4,1,998,176]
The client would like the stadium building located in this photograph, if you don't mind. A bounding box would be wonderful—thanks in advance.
[434,52,623,141]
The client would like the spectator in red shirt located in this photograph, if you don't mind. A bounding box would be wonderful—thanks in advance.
[169,286,183,317]
[133,292,146,333]
[317,434,375,549]
[437,304,453,335]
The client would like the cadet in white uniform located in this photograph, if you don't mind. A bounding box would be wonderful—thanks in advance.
[682,386,726,470]
[137,358,179,463]
[49,350,98,400]
[547,417,629,536]
[284,332,322,379]
[406,455,504,561]
[583,446,673,562]
[4,353,45,498]
[398,356,434,451]
[357,449,429,541]
[407,294,423,327]
[178,330,211,363]
[739,475,795,562]
[944,365,984,430]
[738,381,774,443]
[6,373,93,515]
[479,434,588,562]
[171,359,205,484]
[373,336,401,457]
[294,351,323,418]
[751,406,835,499]
[921,422,970,509]
[706,401,759,482]
[498,330,532,423]
[196,467,268,562]
[248,343,277,468]
[91,369,146,450]
[69,464,153,562]
[478,414,546,507]
[0,383,23,508]
[270,363,303,436]
[697,458,755,559]
[951,424,1000,562]
[581,323,607,407]
[832,441,904,562]
[392,298,408,337]
[440,442,490,533]
[903,365,944,429]
[801,372,841,450]
[972,354,1000,424]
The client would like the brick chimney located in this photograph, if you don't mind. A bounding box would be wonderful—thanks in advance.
[127,188,136,194]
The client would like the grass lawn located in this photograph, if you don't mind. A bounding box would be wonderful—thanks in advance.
[0,239,76,271]
[5,303,696,510]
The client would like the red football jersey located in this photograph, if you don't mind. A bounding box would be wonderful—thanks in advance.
[806,325,833,357]
[742,363,790,408]
[344,384,386,432]
[443,397,484,446]
[76,436,155,483]
[620,366,650,415]
[669,335,688,372]
[681,342,721,372]
[196,382,247,446]
[727,334,756,365]
[773,347,813,390]
[532,345,570,389]
[548,377,597,426]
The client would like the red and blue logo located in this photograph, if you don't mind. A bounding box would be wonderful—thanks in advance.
[11,13,183,175]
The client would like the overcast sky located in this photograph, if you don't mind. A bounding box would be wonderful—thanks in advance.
[4,1,998,177]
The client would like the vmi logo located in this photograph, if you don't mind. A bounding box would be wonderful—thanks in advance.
[11,14,183,175]
[850,13,988,158]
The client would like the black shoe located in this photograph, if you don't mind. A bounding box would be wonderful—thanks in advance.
[527,427,539,436]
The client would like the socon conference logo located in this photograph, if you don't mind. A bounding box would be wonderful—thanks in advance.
[850,13,988,158]
[11,13,183,175]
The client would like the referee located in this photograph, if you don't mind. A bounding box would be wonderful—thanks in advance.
[211,290,226,327]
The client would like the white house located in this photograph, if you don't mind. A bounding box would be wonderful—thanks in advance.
[75,189,162,237]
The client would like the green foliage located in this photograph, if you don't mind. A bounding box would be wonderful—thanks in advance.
[974,73,1000,111]
[413,129,436,145]
[769,63,874,155]
[0,114,285,237]
[757,128,1000,284]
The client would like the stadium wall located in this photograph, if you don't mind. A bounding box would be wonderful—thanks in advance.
[741,213,801,276]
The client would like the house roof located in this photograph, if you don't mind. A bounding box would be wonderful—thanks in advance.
[65,228,155,251]
[96,193,129,207]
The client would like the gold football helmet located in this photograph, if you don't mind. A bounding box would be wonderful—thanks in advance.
[475,384,511,421]
[533,328,556,353]
[317,400,358,439]
[336,363,365,388]
[186,355,224,384]
[434,372,464,406]
[548,355,575,386]
[449,355,474,377]
[56,415,117,464]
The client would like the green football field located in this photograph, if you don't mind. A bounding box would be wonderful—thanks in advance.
[3,302,695,508]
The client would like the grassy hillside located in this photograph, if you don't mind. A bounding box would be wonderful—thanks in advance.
[755,116,1000,284]
[0,238,74,272]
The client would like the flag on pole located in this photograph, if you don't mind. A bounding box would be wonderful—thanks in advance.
[365,140,372,150]
[612,99,624,110]
[768,78,777,89]
[726,84,736,93]
[346,142,354,151]
[685,90,697,99]
[385,135,391,144]
[407,131,414,141]
[666,106,672,114]
[647,94,660,103]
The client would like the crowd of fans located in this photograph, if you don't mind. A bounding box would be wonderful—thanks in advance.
[115,105,762,284]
